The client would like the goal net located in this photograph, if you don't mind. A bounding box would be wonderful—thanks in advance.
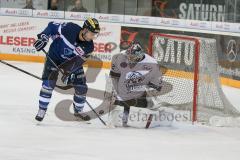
[149,33,240,124]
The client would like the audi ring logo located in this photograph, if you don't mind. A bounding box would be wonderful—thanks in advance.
[226,39,238,62]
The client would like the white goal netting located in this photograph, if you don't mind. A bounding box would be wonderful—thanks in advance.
[149,33,240,124]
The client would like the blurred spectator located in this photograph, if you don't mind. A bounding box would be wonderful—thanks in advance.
[151,0,177,18]
[71,0,88,12]
[50,0,59,10]
[23,0,35,9]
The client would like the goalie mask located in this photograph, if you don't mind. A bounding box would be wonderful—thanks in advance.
[126,41,145,63]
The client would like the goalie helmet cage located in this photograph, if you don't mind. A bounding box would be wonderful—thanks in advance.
[149,33,240,124]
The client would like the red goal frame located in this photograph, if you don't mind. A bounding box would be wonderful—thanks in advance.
[149,33,200,122]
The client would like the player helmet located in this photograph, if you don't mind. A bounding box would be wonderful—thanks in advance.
[126,41,145,63]
[83,18,100,34]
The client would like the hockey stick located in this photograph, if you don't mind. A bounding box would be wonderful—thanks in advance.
[0,59,71,90]
[0,60,42,80]
[85,101,106,126]
[42,49,107,126]
[42,49,64,74]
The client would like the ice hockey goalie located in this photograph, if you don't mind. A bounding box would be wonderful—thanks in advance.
[107,41,173,128]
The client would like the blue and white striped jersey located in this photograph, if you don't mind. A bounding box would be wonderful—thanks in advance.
[38,21,94,66]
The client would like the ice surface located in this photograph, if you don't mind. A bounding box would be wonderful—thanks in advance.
[0,61,240,160]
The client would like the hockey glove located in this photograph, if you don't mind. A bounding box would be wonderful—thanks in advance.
[33,34,49,51]
[61,73,75,85]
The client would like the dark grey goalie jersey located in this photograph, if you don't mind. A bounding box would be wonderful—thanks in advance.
[110,53,163,101]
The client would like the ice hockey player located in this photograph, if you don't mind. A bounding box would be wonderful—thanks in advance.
[107,41,172,128]
[33,18,100,122]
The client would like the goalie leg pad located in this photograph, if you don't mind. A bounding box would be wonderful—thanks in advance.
[109,106,174,128]
[129,107,175,128]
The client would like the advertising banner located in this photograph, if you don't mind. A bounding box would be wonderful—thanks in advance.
[32,10,64,19]
[95,13,124,23]
[124,15,156,25]
[0,8,32,17]
[0,16,42,56]
[90,22,121,63]
[151,0,226,22]
[0,16,121,64]
[65,12,95,21]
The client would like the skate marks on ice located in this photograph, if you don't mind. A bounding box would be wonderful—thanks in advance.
[54,91,113,122]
